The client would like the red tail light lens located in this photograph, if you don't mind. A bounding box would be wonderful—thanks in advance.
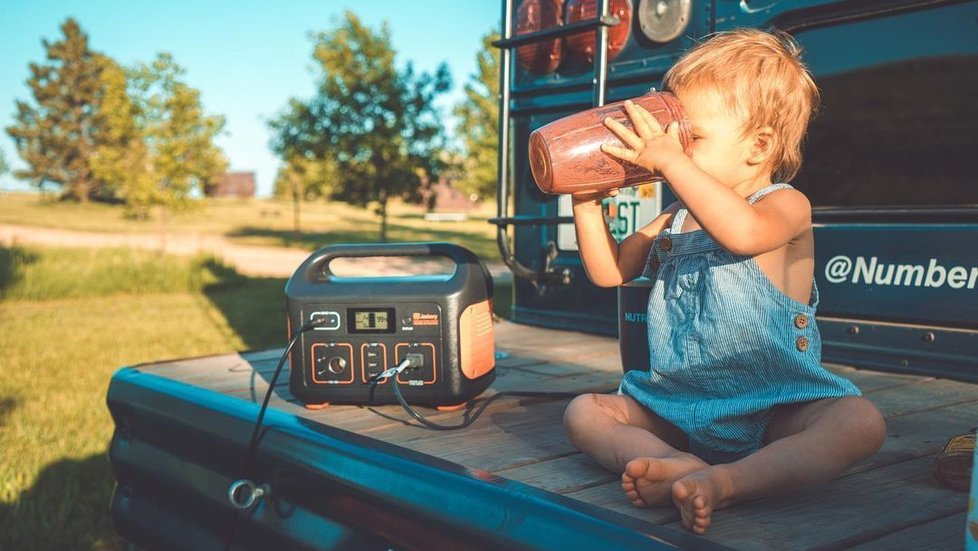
[566,0,632,63]
[516,0,565,74]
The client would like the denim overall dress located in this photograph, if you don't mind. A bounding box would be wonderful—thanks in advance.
[619,183,861,465]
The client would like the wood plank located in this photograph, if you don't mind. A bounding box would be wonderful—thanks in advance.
[846,511,968,551]
[868,378,978,418]
[381,399,575,472]
[662,456,968,550]
[563,480,681,524]
[825,364,935,394]
[493,453,619,495]
[848,400,978,476]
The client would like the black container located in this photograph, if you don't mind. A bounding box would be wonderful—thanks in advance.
[285,242,495,408]
[618,277,652,374]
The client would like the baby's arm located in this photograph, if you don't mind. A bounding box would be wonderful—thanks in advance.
[601,101,810,255]
[656,151,811,256]
[572,193,677,287]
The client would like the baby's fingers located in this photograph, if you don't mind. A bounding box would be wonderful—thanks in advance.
[624,100,658,139]
[603,117,643,150]
[600,143,639,163]
[637,106,667,137]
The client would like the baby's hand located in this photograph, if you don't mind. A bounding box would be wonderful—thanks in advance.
[600,100,685,175]
[571,187,619,206]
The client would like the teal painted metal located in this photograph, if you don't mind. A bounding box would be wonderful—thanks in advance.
[107,367,730,550]
[499,0,978,379]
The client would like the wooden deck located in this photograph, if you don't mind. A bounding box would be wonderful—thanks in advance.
[138,319,974,550]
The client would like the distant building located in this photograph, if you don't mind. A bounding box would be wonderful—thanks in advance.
[211,171,256,198]
[421,176,480,212]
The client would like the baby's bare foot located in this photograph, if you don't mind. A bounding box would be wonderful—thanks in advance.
[671,467,735,535]
[621,454,709,507]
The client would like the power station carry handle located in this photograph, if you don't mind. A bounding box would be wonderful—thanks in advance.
[301,242,492,292]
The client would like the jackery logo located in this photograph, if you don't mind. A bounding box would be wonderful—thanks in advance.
[412,312,439,326]
[824,255,978,290]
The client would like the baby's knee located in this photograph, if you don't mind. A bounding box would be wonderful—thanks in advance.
[564,393,617,439]
[840,397,887,454]
[564,393,597,433]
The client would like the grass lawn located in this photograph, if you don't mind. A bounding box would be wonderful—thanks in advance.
[0,192,501,259]
[0,244,510,549]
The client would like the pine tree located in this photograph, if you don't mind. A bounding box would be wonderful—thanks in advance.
[6,19,109,201]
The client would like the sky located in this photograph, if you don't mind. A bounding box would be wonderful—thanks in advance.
[0,0,501,197]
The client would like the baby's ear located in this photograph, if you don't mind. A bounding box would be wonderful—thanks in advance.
[747,126,777,166]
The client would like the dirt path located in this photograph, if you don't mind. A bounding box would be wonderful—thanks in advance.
[0,223,511,281]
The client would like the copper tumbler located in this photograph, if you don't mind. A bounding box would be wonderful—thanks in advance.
[529,91,692,195]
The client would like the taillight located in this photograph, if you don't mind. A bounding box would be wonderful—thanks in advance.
[516,0,565,74]
[566,0,632,63]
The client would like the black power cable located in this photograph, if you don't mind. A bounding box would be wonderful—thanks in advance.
[368,359,583,431]
[224,322,593,548]
[224,318,323,551]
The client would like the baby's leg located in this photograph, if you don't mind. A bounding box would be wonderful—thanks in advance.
[564,393,708,506]
[672,396,885,534]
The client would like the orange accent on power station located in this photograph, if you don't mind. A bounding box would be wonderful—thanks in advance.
[304,402,330,410]
[436,402,468,412]
[459,299,494,379]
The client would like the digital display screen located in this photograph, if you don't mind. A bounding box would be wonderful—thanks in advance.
[348,307,396,334]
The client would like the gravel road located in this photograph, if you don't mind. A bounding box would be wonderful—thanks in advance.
[0,223,511,281]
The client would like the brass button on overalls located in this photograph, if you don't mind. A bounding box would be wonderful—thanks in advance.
[794,314,809,329]
[796,336,809,352]
[659,237,673,252]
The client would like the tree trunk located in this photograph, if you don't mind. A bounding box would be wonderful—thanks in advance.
[378,193,388,242]
[159,205,168,254]
[292,174,302,241]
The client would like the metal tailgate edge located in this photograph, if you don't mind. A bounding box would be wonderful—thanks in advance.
[106,367,726,550]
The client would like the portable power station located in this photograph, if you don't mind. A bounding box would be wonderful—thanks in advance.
[285,242,496,408]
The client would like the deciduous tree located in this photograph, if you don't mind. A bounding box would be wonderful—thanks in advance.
[273,154,340,237]
[269,11,450,241]
[127,53,228,215]
[452,33,500,201]
[89,57,152,207]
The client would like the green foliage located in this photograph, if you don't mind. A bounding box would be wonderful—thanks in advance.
[451,33,500,201]
[0,245,242,301]
[4,19,227,213]
[127,53,228,215]
[0,245,257,550]
[89,57,152,205]
[272,154,340,200]
[269,11,451,240]
[0,147,8,176]
[5,19,110,202]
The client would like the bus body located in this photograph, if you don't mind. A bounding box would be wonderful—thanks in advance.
[493,0,978,381]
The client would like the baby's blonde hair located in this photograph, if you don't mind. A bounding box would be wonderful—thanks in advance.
[663,29,819,183]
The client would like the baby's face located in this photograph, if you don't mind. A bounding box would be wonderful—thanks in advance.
[675,87,757,188]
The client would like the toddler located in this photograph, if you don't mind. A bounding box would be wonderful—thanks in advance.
[563,29,886,535]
